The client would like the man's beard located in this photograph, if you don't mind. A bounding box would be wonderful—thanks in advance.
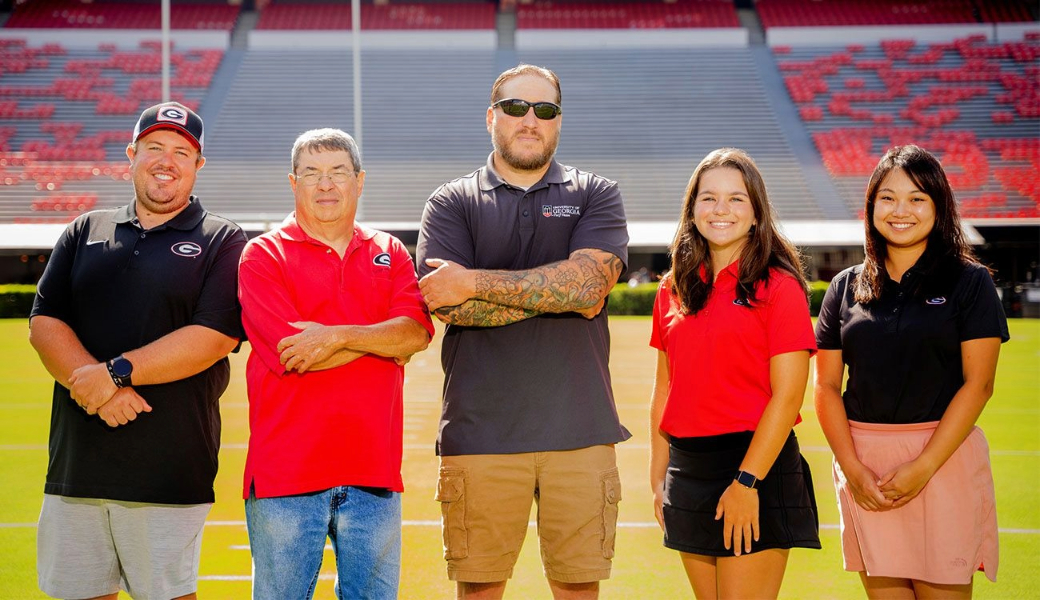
[494,128,559,171]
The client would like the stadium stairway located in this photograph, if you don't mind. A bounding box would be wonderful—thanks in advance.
[750,45,849,219]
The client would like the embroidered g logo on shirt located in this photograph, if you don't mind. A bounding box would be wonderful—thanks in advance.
[373,253,391,268]
[732,298,749,307]
[171,242,202,257]
[541,205,581,218]
[925,297,947,305]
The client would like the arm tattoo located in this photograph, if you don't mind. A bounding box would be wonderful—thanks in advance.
[434,300,539,328]
[474,249,623,314]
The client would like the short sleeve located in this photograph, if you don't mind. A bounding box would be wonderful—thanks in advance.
[416,189,474,278]
[238,237,303,375]
[31,218,82,323]
[568,177,629,270]
[386,238,435,339]
[815,269,851,351]
[190,225,247,340]
[957,264,1010,343]
[649,278,672,351]
[766,272,816,357]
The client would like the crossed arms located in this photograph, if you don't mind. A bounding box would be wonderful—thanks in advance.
[29,316,238,427]
[419,248,624,327]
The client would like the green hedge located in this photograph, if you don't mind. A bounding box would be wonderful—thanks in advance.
[0,285,35,318]
[0,282,830,319]
[609,280,828,316]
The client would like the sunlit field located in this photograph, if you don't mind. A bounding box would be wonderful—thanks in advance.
[1,318,1036,599]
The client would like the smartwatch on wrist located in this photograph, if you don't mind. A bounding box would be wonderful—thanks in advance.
[734,470,759,490]
[107,355,133,388]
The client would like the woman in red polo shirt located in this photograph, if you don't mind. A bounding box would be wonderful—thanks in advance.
[650,148,820,598]
[814,145,1007,598]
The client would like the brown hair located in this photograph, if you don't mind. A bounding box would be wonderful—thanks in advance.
[669,148,807,314]
[490,64,561,105]
[854,144,979,304]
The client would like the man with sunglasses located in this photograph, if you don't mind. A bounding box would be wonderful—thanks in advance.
[237,128,434,599]
[417,65,631,599]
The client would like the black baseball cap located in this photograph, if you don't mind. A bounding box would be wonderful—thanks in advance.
[132,101,204,153]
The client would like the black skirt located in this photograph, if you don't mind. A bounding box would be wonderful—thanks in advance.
[662,430,821,556]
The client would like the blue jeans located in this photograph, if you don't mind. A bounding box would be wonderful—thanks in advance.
[245,486,401,600]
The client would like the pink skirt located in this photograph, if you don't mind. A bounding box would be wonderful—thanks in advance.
[834,420,998,584]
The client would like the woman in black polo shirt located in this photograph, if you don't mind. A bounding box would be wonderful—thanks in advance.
[815,145,1009,598]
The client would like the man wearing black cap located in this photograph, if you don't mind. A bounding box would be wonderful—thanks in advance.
[28,101,246,600]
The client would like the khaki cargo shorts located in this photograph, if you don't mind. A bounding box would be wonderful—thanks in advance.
[435,444,621,584]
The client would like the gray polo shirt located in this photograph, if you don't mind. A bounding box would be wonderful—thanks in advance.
[416,154,632,455]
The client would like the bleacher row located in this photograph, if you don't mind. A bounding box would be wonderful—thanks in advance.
[756,0,1034,28]
[6,0,1033,32]
[776,35,1039,219]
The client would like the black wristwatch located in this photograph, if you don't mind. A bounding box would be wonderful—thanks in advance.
[734,470,759,490]
[107,355,134,388]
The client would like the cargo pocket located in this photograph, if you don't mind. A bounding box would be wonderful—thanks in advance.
[435,467,468,560]
[600,468,622,559]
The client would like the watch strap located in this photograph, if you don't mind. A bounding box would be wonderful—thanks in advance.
[106,356,132,388]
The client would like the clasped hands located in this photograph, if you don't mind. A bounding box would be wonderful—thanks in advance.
[68,362,151,428]
[845,458,934,512]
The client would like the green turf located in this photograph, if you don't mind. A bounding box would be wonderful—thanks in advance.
[1,318,1036,599]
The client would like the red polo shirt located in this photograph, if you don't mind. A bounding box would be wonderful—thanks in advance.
[650,263,816,438]
[238,216,434,498]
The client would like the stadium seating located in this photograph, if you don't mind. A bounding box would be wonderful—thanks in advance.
[255,2,495,30]
[5,0,240,30]
[0,40,212,220]
[756,0,1033,28]
[776,36,1040,218]
[515,0,740,29]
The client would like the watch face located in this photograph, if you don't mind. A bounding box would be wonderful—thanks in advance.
[112,358,133,378]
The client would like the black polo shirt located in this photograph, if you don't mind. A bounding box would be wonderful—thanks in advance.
[815,260,1009,424]
[416,155,632,455]
[31,197,246,504]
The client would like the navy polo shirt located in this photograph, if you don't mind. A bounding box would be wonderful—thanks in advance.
[815,260,1009,424]
[416,155,632,455]
[31,197,246,504]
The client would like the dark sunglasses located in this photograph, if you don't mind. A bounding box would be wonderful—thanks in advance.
[492,98,562,120]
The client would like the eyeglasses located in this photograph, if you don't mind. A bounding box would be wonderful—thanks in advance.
[293,171,353,186]
[492,98,562,120]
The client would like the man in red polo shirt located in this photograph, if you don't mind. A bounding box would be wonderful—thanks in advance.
[237,128,434,600]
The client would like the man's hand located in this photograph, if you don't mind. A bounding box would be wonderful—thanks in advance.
[68,362,119,415]
[576,296,605,319]
[420,259,477,311]
[97,387,152,428]
[277,321,342,374]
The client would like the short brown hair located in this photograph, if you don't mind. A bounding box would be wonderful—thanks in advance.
[490,64,561,105]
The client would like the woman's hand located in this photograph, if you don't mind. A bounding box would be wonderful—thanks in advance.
[716,480,759,556]
[652,480,666,531]
[878,459,935,508]
[842,460,894,512]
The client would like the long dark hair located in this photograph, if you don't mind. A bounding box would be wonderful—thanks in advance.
[669,148,807,314]
[855,144,980,304]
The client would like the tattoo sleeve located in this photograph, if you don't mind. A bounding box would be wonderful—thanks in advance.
[433,300,540,328]
[473,249,623,314]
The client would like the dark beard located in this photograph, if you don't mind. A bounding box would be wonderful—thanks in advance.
[494,130,559,172]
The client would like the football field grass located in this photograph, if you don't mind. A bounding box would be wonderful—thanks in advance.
[1,317,1037,599]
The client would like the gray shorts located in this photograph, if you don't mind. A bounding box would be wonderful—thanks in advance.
[37,494,211,600]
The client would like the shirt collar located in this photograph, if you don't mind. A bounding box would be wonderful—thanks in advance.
[698,259,741,289]
[113,196,206,230]
[275,213,375,249]
[477,152,568,192]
